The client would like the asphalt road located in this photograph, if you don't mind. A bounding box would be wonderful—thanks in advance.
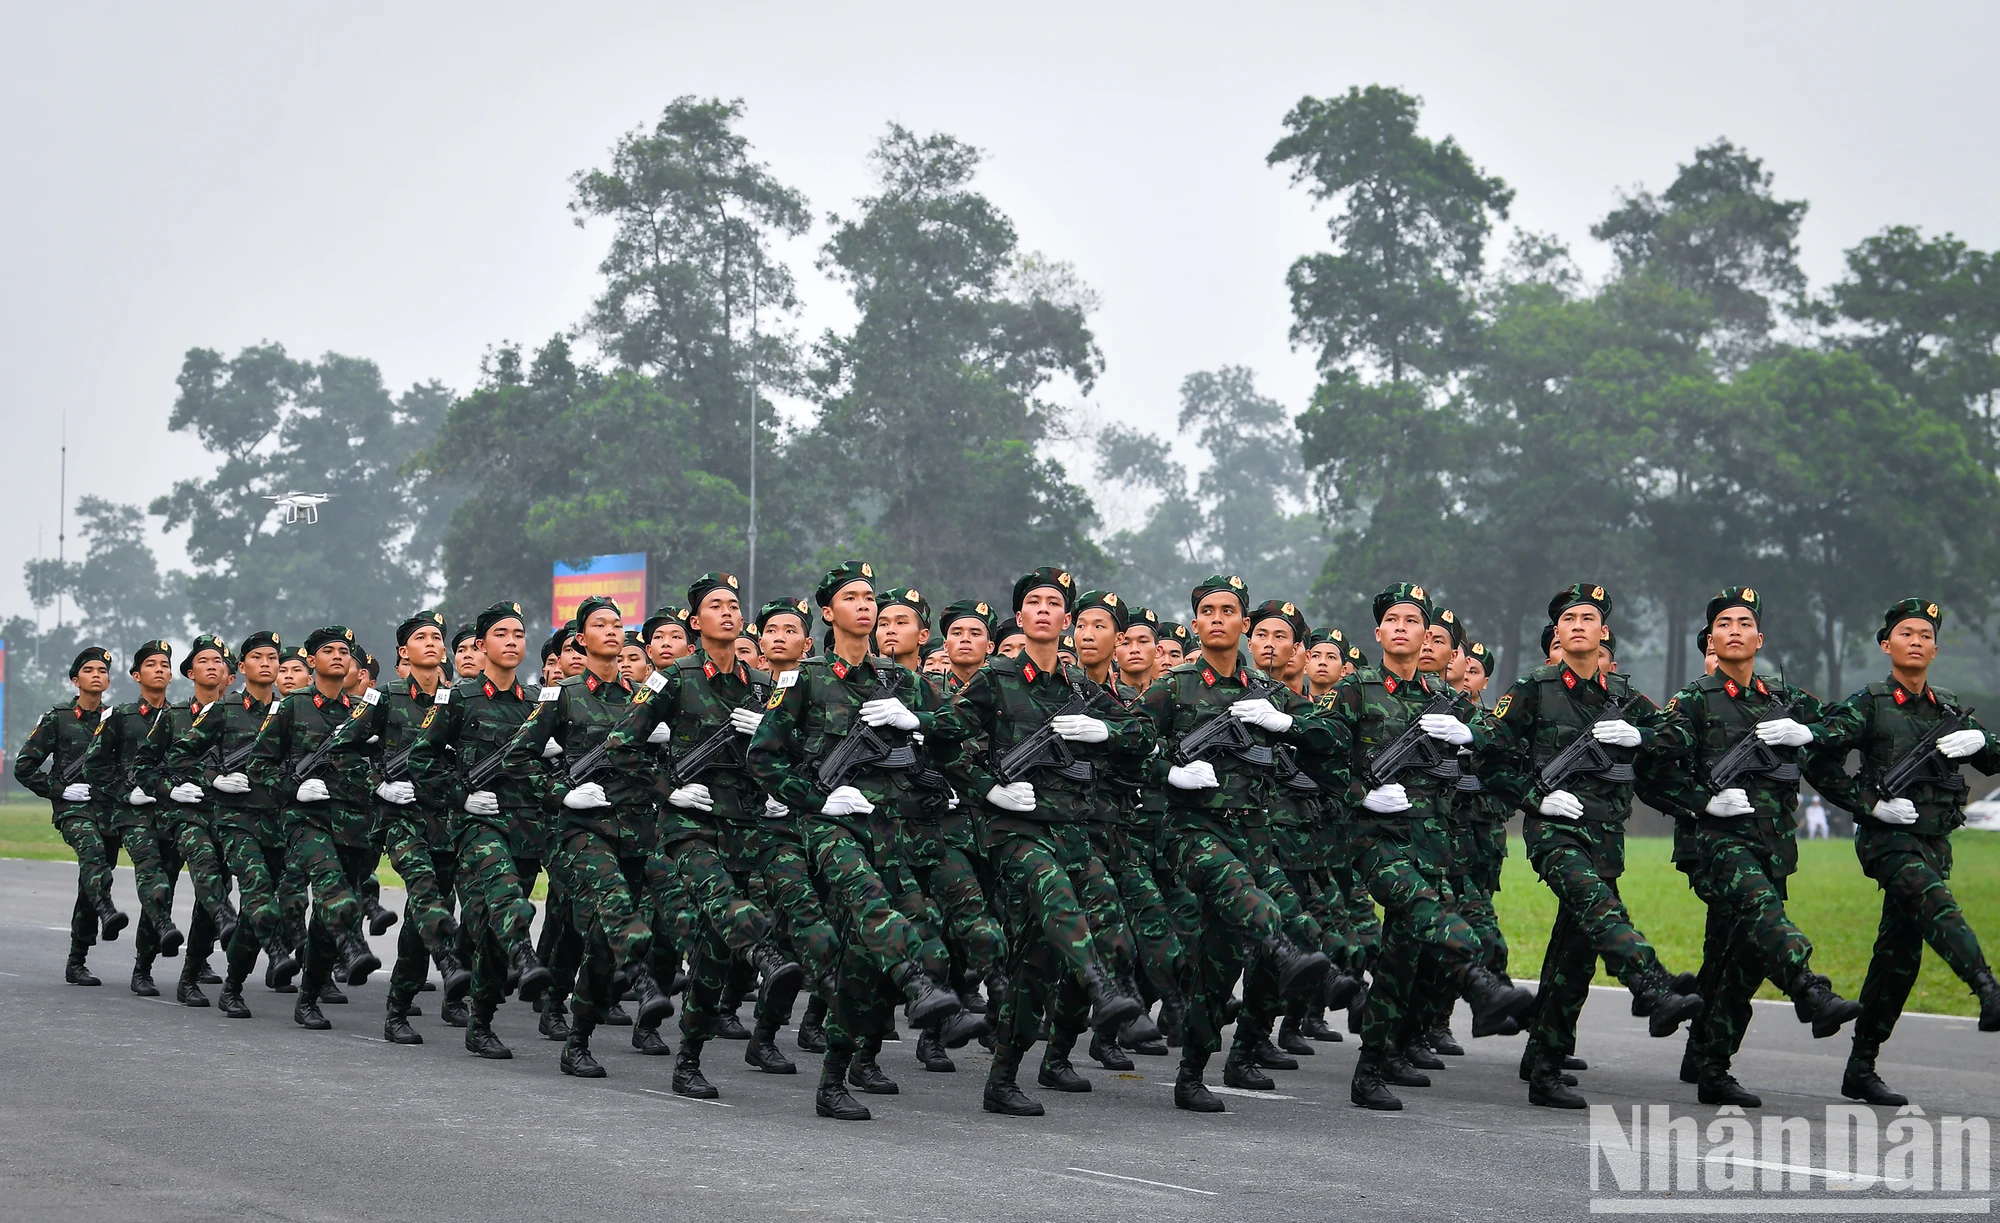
[1,857,1992,1222]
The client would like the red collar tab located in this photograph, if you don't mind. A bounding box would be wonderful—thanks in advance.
[73,706,87,719]
[1755,678,1769,697]
[1724,678,1740,699]
[1562,671,1576,690]
[1201,667,1217,687]
[1384,675,1398,694]
[1022,661,1038,684]
[244,695,255,710]
[483,680,497,699]
[703,660,718,680]
[585,673,601,693]
[311,695,323,708]
[831,659,849,681]
[1237,668,1251,685]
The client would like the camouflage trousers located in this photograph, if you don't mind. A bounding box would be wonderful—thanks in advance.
[56,814,114,959]
[1112,833,1182,1004]
[1849,827,1992,1071]
[380,812,459,1007]
[560,825,653,1022]
[668,826,779,1043]
[1160,813,1293,1061]
[288,828,371,993]
[984,821,1103,1051]
[1231,823,1323,1045]
[111,813,179,959]
[455,825,538,1006]
[217,830,286,986]
[743,821,842,992]
[1524,819,1667,1061]
[900,818,1006,987]
[806,816,935,1057]
[170,817,236,957]
[1351,820,1480,1056]
[1681,827,1815,1073]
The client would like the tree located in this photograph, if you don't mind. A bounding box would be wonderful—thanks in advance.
[800,124,1104,598]
[24,497,189,658]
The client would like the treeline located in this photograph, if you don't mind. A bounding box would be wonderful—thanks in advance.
[13,87,2000,750]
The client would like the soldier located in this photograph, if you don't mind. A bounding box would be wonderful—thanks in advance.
[939,599,997,690]
[1457,641,1511,985]
[82,640,185,993]
[993,617,1027,659]
[452,624,484,682]
[161,630,299,1018]
[245,627,389,1029]
[14,647,128,984]
[523,595,681,1082]
[148,635,241,1006]
[1323,585,1534,1111]
[1805,597,2000,1105]
[642,606,694,670]
[619,630,653,683]
[1644,587,1862,1108]
[1304,629,1346,699]
[1157,621,1190,668]
[277,647,312,694]
[409,601,558,1058]
[746,560,965,1122]
[337,610,473,1044]
[1484,584,1703,1108]
[1136,574,1337,1112]
[1115,607,1162,693]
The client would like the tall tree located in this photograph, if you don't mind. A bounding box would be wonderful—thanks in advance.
[24,497,189,658]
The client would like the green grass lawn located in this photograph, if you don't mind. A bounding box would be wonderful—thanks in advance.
[7,799,1991,1015]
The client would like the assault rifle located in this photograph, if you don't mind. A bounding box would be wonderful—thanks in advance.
[672,680,774,785]
[1705,698,1803,793]
[816,667,947,793]
[1880,702,1976,798]
[1170,674,1286,769]
[993,683,1100,787]
[1537,691,1637,792]
[1272,743,1319,793]
[1362,688,1464,788]
[462,707,553,793]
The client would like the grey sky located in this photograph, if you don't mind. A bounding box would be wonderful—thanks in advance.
[4,2,1996,622]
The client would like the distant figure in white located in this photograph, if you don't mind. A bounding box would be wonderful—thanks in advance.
[1801,795,1830,840]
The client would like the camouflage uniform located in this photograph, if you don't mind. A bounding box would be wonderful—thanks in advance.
[83,697,183,972]
[14,699,120,969]
[141,696,237,981]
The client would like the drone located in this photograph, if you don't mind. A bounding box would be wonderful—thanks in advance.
[265,492,332,524]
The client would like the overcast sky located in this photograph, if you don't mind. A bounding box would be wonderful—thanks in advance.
[4,2,1996,625]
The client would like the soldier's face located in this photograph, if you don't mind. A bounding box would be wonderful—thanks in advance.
[1556,605,1605,658]
[1462,658,1489,697]
[1249,620,1297,676]
[1445,647,1469,686]
[1306,643,1342,688]
[312,643,352,681]
[189,651,228,689]
[997,634,1027,659]
[455,640,484,677]
[876,605,923,657]
[923,652,949,674]
[241,647,279,686]
[759,616,808,666]
[733,637,760,667]
[74,660,110,694]
[1074,608,1119,667]
[695,590,742,641]
[581,609,624,660]
[1419,624,1452,671]
[562,644,588,676]
[1018,588,1070,644]
[1117,628,1156,678]
[618,645,651,682]
[1195,595,1247,651]
[1157,640,1185,667]
[277,659,310,692]
[134,656,173,692]
[945,620,991,666]
[824,582,876,637]
[1882,620,1938,671]
[664,624,692,659]
[403,625,446,669]
[1375,605,1426,661]
[1711,609,1762,663]
[481,620,527,670]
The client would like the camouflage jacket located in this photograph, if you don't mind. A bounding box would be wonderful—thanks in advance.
[82,698,171,829]
[1483,662,1669,824]
[246,686,378,845]
[162,689,280,842]
[1647,670,1825,826]
[1805,675,1998,837]
[14,698,109,823]
[601,651,773,836]
[137,697,218,832]
[1136,658,1339,821]
[408,673,549,857]
[523,668,660,850]
[329,675,451,846]
[944,654,1150,827]
[1321,666,1485,826]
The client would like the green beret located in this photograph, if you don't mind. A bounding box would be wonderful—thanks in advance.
[642,606,690,643]
[1372,582,1434,626]
[938,599,995,637]
[1705,586,1762,628]
[397,609,448,646]
[1602,629,1618,659]
[756,598,812,634]
[1467,641,1496,673]
[1075,589,1129,631]
[540,628,567,662]
[1249,598,1307,641]
[1125,606,1160,636]
[994,616,1026,644]
[68,646,112,678]
[239,630,282,659]
[687,571,742,611]
[1539,623,1556,656]
[1435,607,1466,650]
[1160,621,1192,647]
[1548,582,1612,624]
[180,634,229,676]
[879,586,932,627]
[561,626,584,654]
[1878,597,1943,643]
[816,560,875,608]
[1345,643,1369,669]
[920,638,947,659]
[574,595,622,626]
[449,624,477,653]
[360,652,382,678]
[1059,633,1076,653]
[129,639,172,673]
[1013,566,1076,612]
[305,626,354,655]
[622,629,644,648]
[475,601,527,637]
[1696,625,1711,655]
[1305,629,1337,649]
[282,645,309,664]
[1191,574,1248,615]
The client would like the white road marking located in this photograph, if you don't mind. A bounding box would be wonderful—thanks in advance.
[1065,1167,1218,1196]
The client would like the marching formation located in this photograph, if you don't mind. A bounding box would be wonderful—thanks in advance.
[16,565,2000,1119]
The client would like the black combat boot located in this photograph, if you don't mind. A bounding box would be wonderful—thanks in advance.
[1841,1043,1908,1105]
[673,1041,719,1099]
[1120,1010,1168,1055]
[1973,967,2000,1032]
[384,997,423,1045]
[1277,1012,1315,1057]
[601,1001,633,1025]
[158,919,185,959]
[796,992,829,1053]
[1117,976,1163,1043]
[913,1026,954,1072]
[176,961,211,1008]
[1257,932,1332,1001]
[1323,970,1363,1011]
[1038,1029,1091,1092]
[746,1023,795,1073]
[1528,1053,1588,1109]
[436,950,472,1002]
[1301,1006,1343,1042]
[1680,1042,1702,1084]
[130,962,159,997]
[1350,1052,1403,1111]
[217,980,252,1019]
[749,942,806,1020]
[938,1008,989,1050]
[631,1021,672,1056]
[1380,1051,1430,1088]
[1223,1042,1275,1090]
[367,898,398,938]
[562,1023,607,1079]
[1788,971,1863,1038]
[1348,981,1369,1034]
[537,996,571,1040]
[509,943,553,1004]
[265,943,300,992]
[714,1011,752,1040]
[318,978,347,1004]
[65,956,100,987]
[1088,1028,1134,1071]
[1401,1039,1444,1072]
[337,932,380,986]
[893,961,961,1028]
[1520,1043,1578,1085]
[1463,965,1535,1037]
[294,989,331,1031]
[1174,1058,1225,1113]
[815,1051,871,1121]
[1080,961,1143,1033]
[1635,969,1703,1038]
[849,1039,900,1094]
[1157,989,1187,1047]
[1426,1023,1465,1056]
[442,997,470,1028]
[196,960,222,985]
[627,964,672,1027]
[1249,1031,1299,1071]
[1698,1069,1762,1107]
[464,1003,511,1059]
[212,900,239,952]
[982,1044,1045,1116]
[95,896,129,942]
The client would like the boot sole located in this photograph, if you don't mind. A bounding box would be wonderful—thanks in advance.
[344,953,381,987]
[1697,1088,1762,1107]
[385,1031,425,1045]
[983,1097,1045,1116]
[1351,1093,1404,1111]
[1649,995,1704,1038]
[757,961,806,1020]
[1530,1091,1589,1109]
[160,931,185,958]
[561,1061,608,1078]
[815,1103,872,1121]
[101,913,130,941]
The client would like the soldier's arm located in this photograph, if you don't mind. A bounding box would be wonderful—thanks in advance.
[408,692,464,810]
[941,669,1001,800]
[1276,684,1342,756]
[1639,687,1708,820]
[1955,707,2000,777]
[245,699,291,794]
[163,705,221,788]
[1479,677,1539,809]
[14,712,57,798]
[1802,690,1869,815]
[1625,690,1671,754]
[745,677,822,813]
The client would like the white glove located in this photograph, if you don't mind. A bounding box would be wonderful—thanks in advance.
[820,784,876,817]
[1361,783,1411,813]
[1229,697,1293,733]
[1591,719,1642,748]
[1419,713,1473,745]
[1753,718,1814,748]
[213,772,250,794]
[948,792,960,810]
[376,780,416,805]
[1539,789,1585,820]
[170,782,205,804]
[646,723,672,745]
[563,781,610,810]
[1938,728,1988,759]
[61,782,91,802]
[463,789,499,816]
[1051,714,1109,743]
[730,706,764,735]
[763,796,790,819]
[1704,787,1755,817]
[985,781,1037,812]
[669,783,714,812]
[542,738,563,758]
[127,786,156,806]
[859,697,919,731]
[1167,760,1219,790]
[295,778,329,803]
[1871,797,1918,825]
